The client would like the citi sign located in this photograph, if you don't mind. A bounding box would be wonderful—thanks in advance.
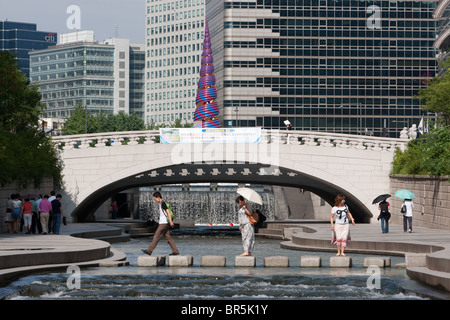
[45,33,56,42]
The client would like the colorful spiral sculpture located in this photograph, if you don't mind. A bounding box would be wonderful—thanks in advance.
[194,20,221,128]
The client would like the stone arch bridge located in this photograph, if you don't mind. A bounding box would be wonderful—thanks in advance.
[52,129,407,223]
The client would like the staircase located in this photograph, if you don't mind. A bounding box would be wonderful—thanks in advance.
[256,220,328,240]
[71,226,130,243]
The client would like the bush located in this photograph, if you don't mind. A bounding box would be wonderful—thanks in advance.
[391,125,450,176]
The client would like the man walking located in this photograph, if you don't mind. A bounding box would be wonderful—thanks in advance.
[142,192,179,256]
[39,195,52,235]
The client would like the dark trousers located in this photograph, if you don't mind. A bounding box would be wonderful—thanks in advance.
[403,216,412,232]
[147,224,179,254]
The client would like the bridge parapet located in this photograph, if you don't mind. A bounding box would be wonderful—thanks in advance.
[52,129,407,152]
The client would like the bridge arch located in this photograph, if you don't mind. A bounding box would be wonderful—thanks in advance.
[73,161,372,223]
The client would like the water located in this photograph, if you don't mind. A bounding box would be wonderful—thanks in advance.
[139,184,275,225]
[1,234,425,300]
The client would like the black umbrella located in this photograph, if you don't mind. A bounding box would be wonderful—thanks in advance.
[372,194,391,204]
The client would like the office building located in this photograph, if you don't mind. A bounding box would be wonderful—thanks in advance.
[144,0,206,126]
[207,0,439,136]
[0,21,57,78]
[29,31,145,119]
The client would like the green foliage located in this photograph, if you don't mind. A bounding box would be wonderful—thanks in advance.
[0,51,63,189]
[62,106,146,135]
[417,57,450,126]
[391,125,450,176]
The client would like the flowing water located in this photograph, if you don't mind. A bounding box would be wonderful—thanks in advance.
[1,233,425,300]
[139,184,275,225]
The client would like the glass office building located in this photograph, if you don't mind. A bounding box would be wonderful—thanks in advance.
[30,33,145,119]
[207,0,439,136]
[0,21,57,78]
[30,42,115,118]
[144,0,206,126]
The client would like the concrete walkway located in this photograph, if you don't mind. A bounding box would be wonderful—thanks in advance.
[280,222,450,293]
[0,223,127,286]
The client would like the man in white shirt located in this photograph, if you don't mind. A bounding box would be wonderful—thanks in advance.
[403,199,414,233]
[142,192,179,256]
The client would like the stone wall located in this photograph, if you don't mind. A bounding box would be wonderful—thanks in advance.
[0,178,54,234]
[390,175,450,230]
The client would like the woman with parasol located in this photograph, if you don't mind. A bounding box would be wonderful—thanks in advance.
[235,187,262,257]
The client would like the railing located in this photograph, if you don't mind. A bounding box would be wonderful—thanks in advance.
[52,129,408,152]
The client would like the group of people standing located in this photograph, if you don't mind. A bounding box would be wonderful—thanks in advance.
[6,191,65,235]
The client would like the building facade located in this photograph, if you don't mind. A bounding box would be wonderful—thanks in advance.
[207,0,439,137]
[144,0,206,126]
[0,21,57,78]
[29,32,144,119]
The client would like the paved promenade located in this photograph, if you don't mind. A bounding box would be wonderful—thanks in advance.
[0,223,127,286]
[280,222,450,293]
[1,222,450,297]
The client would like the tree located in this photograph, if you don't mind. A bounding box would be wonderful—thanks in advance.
[417,57,450,126]
[62,104,96,135]
[0,52,62,188]
[63,108,145,134]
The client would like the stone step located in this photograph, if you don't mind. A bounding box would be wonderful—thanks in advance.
[330,256,352,267]
[137,255,166,267]
[363,257,391,268]
[168,255,193,267]
[94,233,130,244]
[201,255,226,267]
[264,256,289,267]
[235,255,256,267]
[300,255,322,268]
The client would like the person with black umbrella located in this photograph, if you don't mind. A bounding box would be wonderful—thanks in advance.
[377,200,391,233]
[373,194,391,234]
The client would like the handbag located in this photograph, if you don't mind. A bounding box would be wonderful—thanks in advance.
[401,204,406,214]
[248,210,259,225]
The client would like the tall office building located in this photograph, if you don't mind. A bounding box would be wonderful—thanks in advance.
[435,0,450,61]
[29,31,145,119]
[0,21,57,78]
[144,0,206,126]
[207,0,439,136]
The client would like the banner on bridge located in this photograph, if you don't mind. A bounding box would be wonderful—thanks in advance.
[160,128,262,144]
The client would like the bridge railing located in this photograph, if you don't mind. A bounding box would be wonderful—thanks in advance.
[52,129,407,152]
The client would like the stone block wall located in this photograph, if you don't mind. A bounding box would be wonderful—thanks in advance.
[0,178,54,234]
[390,175,450,230]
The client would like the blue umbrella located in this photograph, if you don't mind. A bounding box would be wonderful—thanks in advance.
[395,189,415,199]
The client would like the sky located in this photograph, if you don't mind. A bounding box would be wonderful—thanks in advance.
[1,0,145,43]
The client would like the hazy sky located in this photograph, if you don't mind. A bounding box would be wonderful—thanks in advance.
[1,0,145,43]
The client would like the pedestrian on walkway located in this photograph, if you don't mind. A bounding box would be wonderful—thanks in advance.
[402,199,414,233]
[141,192,179,256]
[236,195,255,256]
[39,195,52,234]
[330,194,355,256]
[30,197,42,234]
[10,194,22,234]
[377,200,391,233]
[51,194,65,234]
[21,198,33,234]
[48,191,56,233]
